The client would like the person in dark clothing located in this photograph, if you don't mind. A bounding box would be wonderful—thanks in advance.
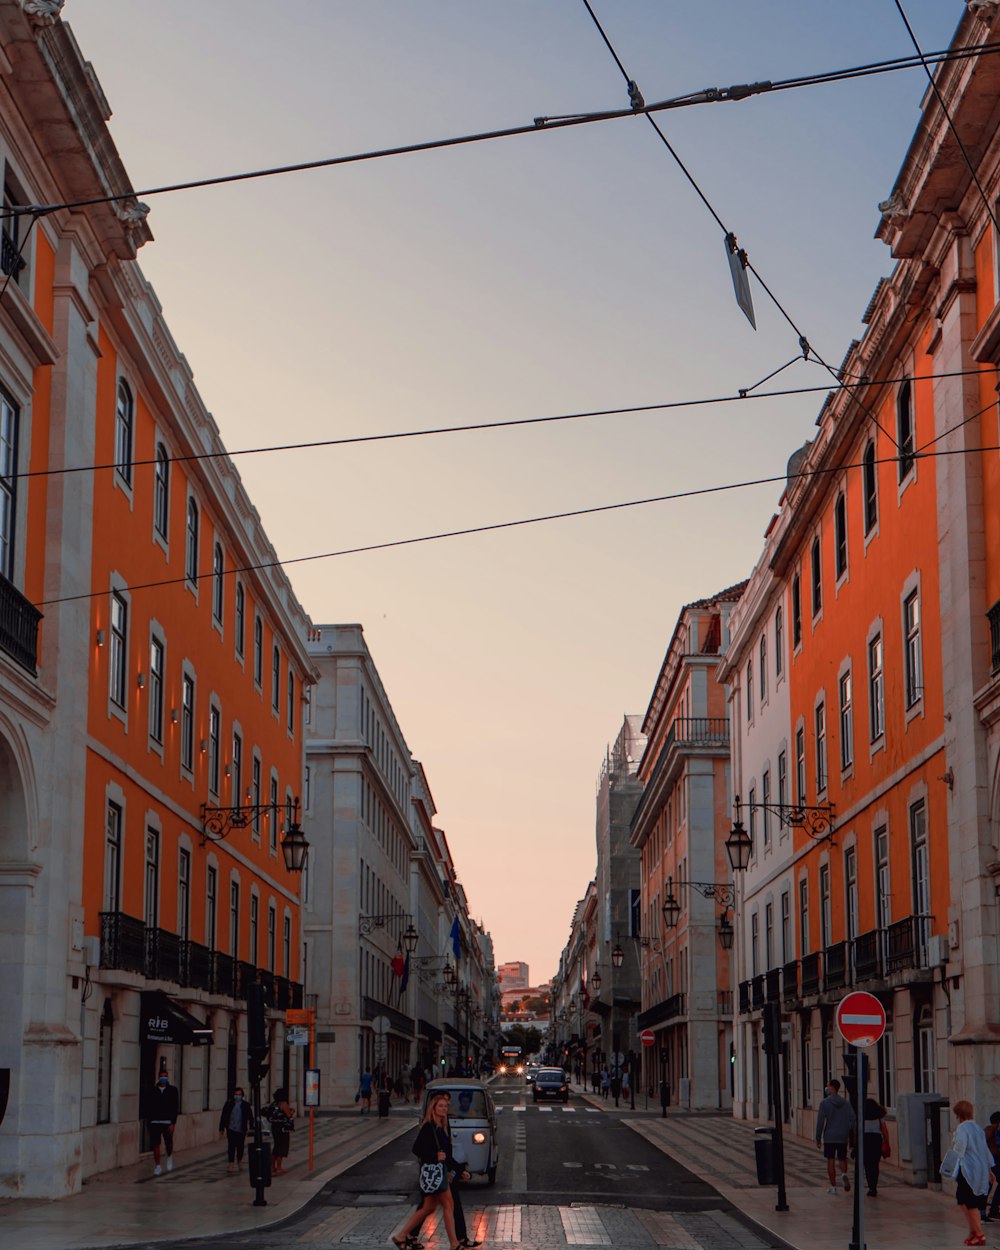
[391,1094,461,1250]
[266,1087,295,1174]
[219,1087,254,1172]
[147,1072,180,1177]
[401,1111,482,1250]
[985,1112,1000,1221]
[861,1097,890,1196]
[815,1079,857,1194]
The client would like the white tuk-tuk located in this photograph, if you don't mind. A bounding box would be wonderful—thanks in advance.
[423,1078,500,1185]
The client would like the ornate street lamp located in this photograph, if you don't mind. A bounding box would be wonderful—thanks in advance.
[718,912,735,950]
[402,923,419,954]
[611,941,624,969]
[725,815,753,874]
[591,969,602,992]
[280,815,310,873]
[662,887,681,930]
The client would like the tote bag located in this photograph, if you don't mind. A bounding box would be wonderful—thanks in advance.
[940,1148,961,1180]
[419,1162,446,1195]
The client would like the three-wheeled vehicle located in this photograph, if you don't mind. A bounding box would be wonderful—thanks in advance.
[423,1078,500,1185]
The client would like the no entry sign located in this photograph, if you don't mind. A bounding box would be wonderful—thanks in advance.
[836,991,886,1047]
[639,1029,656,1047]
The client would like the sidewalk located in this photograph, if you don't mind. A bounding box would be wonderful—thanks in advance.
[0,1108,416,1250]
[567,1082,969,1250]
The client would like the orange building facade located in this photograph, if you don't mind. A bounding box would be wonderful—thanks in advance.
[0,11,313,1197]
[722,7,1000,1173]
[630,584,744,1109]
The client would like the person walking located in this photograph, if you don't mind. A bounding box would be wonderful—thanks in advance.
[218,1086,254,1173]
[358,1068,374,1114]
[600,1068,610,1100]
[391,1093,461,1250]
[146,1070,180,1177]
[984,1112,1000,1221]
[949,1100,995,1246]
[815,1078,856,1194]
[861,1096,890,1196]
[266,1087,295,1174]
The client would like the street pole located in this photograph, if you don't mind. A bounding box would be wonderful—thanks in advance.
[850,1050,867,1250]
[629,1048,636,1111]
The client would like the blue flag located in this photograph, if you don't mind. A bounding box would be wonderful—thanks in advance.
[399,952,410,1001]
[450,916,462,960]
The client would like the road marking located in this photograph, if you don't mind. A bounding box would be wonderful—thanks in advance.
[626,1163,650,1171]
[537,1106,552,1113]
[559,1205,611,1246]
[481,1205,521,1245]
[562,1161,583,1168]
[593,1162,618,1169]
[562,1106,577,1113]
[512,1105,526,1112]
[585,1108,600,1113]
[635,1210,702,1248]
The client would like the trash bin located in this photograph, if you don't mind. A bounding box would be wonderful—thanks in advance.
[754,1126,775,1185]
[377,1090,391,1118]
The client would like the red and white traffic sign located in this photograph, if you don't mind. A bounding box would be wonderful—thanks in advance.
[639,1028,656,1047]
[836,991,886,1047]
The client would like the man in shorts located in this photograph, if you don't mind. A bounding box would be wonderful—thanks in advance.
[816,1079,856,1194]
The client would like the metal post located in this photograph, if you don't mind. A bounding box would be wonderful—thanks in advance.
[308,1008,315,1172]
[769,1040,788,1211]
[629,1048,636,1110]
[850,1051,867,1250]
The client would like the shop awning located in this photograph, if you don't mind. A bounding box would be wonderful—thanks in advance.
[140,991,213,1046]
[419,1019,443,1044]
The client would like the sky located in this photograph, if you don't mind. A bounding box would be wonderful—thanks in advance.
[66,0,961,985]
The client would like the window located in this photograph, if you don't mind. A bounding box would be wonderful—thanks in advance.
[748,785,757,854]
[232,730,242,807]
[283,914,292,979]
[144,826,159,928]
[149,637,164,743]
[792,575,802,648]
[252,755,261,836]
[212,542,224,625]
[799,877,810,957]
[759,633,767,704]
[229,879,240,957]
[0,393,18,579]
[746,660,753,724]
[904,590,923,708]
[115,381,133,486]
[834,492,847,579]
[178,847,191,942]
[869,633,885,741]
[272,645,281,712]
[845,846,858,943]
[181,673,195,771]
[811,536,822,617]
[819,864,831,948]
[97,999,114,1125]
[253,615,263,686]
[268,903,276,972]
[863,441,878,534]
[877,1018,895,1109]
[915,1003,934,1092]
[815,701,827,792]
[206,865,218,950]
[875,826,891,933]
[1,180,29,287]
[762,769,771,848]
[751,911,759,976]
[800,1020,812,1107]
[304,765,311,813]
[287,670,295,734]
[234,583,245,659]
[777,750,787,822]
[765,901,774,969]
[304,684,312,725]
[897,379,915,481]
[185,496,199,585]
[109,591,128,709]
[795,726,806,803]
[209,705,221,795]
[781,890,791,963]
[153,442,169,539]
[249,893,259,966]
[104,800,122,912]
[775,606,783,678]
[269,776,279,853]
[911,800,930,962]
[839,671,853,770]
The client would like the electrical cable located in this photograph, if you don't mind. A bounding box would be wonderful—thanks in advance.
[892,0,1000,238]
[32,436,1000,610]
[0,41,997,224]
[8,366,993,484]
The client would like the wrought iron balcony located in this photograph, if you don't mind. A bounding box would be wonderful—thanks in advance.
[751,975,765,1009]
[989,600,1000,674]
[824,941,848,991]
[0,574,41,674]
[738,979,751,1015]
[182,940,214,993]
[886,915,929,973]
[782,960,799,1004]
[765,968,781,1002]
[853,928,882,982]
[211,950,238,998]
[0,226,24,279]
[145,927,183,983]
[100,911,146,975]
[800,951,821,996]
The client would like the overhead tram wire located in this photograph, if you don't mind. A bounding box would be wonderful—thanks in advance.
[892,0,1000,238]
[9,366,994,484]
[33,435,1000,611]
[0,41,997,225]
[576,0,911,453]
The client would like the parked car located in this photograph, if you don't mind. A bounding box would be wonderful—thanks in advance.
[532,1067,570,1103]
[423,1078,500,1185]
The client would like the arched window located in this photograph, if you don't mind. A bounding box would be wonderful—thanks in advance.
[863,441,878,534]
[153,442,169,538]
[185,496,199,584]
[897,380,915,480]
[115,381,133,485]
[212,541,224,624]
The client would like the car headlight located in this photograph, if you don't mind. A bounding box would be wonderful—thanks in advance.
[473,1132,486,1144]
[499,1065,507,1073]
[516,1066,524,1074]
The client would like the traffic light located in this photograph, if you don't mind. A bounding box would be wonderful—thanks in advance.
[762,1001,781,1056]
[440,1057,446,1068]
[247,982,269,1084]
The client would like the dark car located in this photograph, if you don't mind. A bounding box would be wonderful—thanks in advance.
[533,1067,569,1103]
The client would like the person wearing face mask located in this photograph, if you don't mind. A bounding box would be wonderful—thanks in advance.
[147,1071,180,1177]
[219,1086,255,1173]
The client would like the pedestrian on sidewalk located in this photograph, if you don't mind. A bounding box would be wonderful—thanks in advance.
[146,1070,180,1177]
[218,1086,254,1173]
[983,1112,1000,1221]
[815,1079,856,1195]
[949,1099,994,1247]
[358,1068,374,1113]
[622,1070,631,1101]
[600,1068,610,1099]
[861,1096,889,1197]
[266,1087,295,1174]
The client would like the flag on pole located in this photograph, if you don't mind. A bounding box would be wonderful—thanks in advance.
[450,916,462,961]
[399,951,410,1001]
[581,979,590,1011]
[391,945,405,978]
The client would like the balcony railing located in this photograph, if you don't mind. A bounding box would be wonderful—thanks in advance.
[751,975,765,1010]
[853,928,881,982]
[765,968,781,1002]
[212,950,238,997]
[738,980,751,1015]
[183,940,214,993]
[0,574,42,674]
[800,952,821,996]
[145,927,183,983]
[782,960,799,1004]
[824,941,848,991]
[100,911,146,975]
[886,915,929,974]
[717,990,733,1016]
[0,226,24,279]
[988,599,1000,673]
[631,718,730,835]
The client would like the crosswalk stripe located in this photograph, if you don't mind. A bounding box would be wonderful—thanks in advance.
[512,1105,526,1112]
[635,1210,702,1248]
[585,1107,600,1113]
[562,1106,576,1113]
[537,1106,552,1112]
[559,1204,611,1246]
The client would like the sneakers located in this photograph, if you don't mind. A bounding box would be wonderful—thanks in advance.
[227,1163,236,1174]
[828,1186,839,1195]
[153,1165,162,1177]
[841,1172,850,1191]
[166,1157,173,1173]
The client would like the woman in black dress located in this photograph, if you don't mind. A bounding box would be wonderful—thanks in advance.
[391,1094,461,1250]
[267,1087,295,1174]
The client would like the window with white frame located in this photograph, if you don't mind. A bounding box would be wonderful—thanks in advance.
[212,542,224,626]
[863,441,878,534]
[765,901,774,969]
[269,775,278,853]
[762,769,771,848]
[0,391,18,579]
[904,589,923,708]
[272,645,280,712]
[115,381,133,486]
[759,633,767,704]
[777,750,787,823]
[795,726,806,803]
[897,379,915,481]
[249,892,259,966]
[287,670,295,734]
[811,536,822,618]
[751,911,759,976]
[209,704,221,795]
[283,914,292,978]
[815,699,827,793]
[232,730,242,807]
[153,442,169,540]
[181,673,195,771]
[252,754,261,837]
[104,800,123,912]
[834,491,848,579]
[109,591,128,710]
[229,879,240,957]
[877,1017,895,1108]
[178,847,191,942]
[253,614,263,686]
[185,496,199,585]
[149,636,164,743]
[748,785,757,854]
[792,575,802,648]
[267,903,276,972]
[206,864,218,950]
[799,876,810,957]
[915,1003,934,1092]
[839,670,853,770]
[781,890,791,963]
[819,863,831,948]
[775,605,784,677]
[143,825,159,927]
[844,846,858,943]
[234,582,245,659]
[869,633,885,741]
